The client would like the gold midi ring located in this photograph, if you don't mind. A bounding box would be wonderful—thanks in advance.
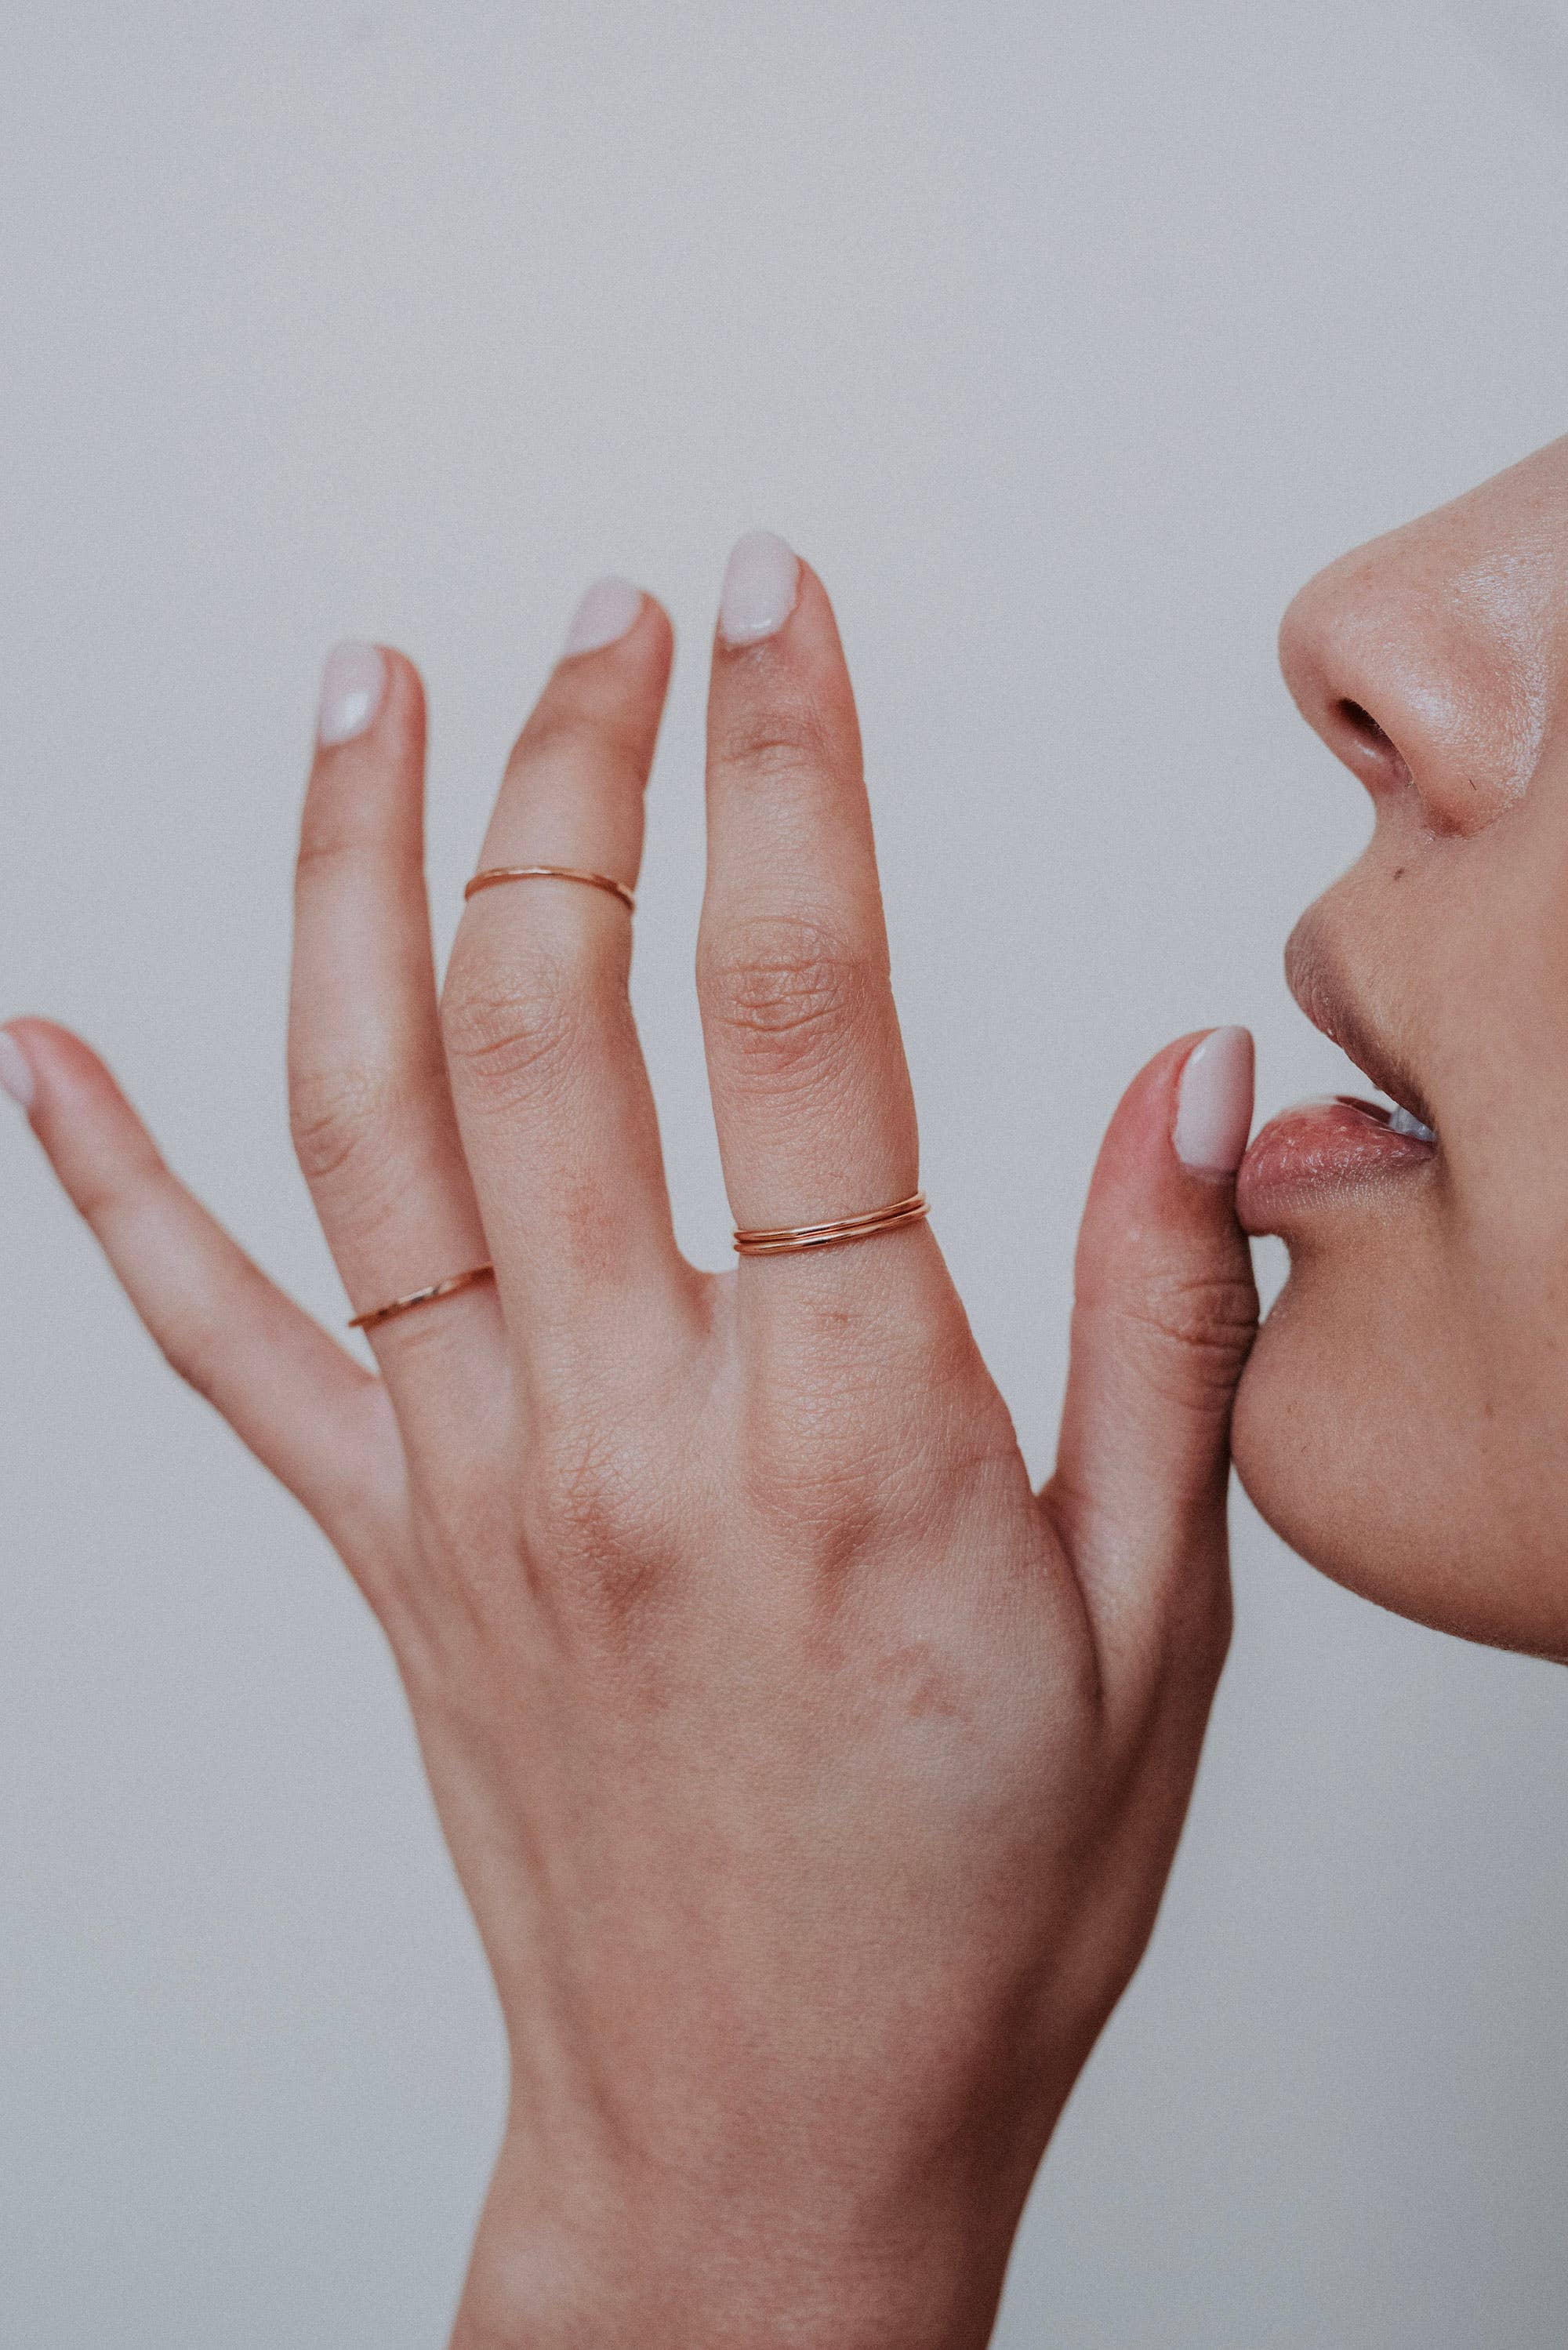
[464,864,635,913]
[348,1263,495,1331]
[732,1190,930,1257]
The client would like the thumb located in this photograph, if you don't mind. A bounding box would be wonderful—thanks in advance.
[1045,1027,1259,1677]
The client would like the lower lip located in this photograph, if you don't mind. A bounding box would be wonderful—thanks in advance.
[1236,1096,1436,1233]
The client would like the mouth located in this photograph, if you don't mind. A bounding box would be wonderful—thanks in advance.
[1236,913,1438,1233]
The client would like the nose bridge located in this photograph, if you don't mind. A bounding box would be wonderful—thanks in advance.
[1278,482,1556,834]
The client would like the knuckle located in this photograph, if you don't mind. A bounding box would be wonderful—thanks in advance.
[513,690,647,779]
[152,1259,289,1408]
[1094,1266,1258,1401]
[746,1450,884,1569]
[154,1308,228,1404]
[295,794,385,883]
[525,1416,666,1600]
[294,823,359,882]
[714,697,837,785]
[700,914,878,1085]
[441,946,585,1106]
[739,1364,943,1560]
[1142,1266,1259,1357]
[513,703,592,767]
[289,1059,402,1189]
[73,1136,165,1231]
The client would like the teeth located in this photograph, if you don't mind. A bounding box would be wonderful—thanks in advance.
[1386,1103,1436,1142]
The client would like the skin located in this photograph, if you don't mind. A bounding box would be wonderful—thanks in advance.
[1234,434,1568,1660]
[5,552,1258,2347]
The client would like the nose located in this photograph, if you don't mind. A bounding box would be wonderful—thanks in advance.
[1276,449,1566,835]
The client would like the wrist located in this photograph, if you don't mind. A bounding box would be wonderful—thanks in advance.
[450,2130,1022,2350]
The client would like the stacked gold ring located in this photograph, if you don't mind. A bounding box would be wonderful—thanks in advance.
[733,1190,929,1257]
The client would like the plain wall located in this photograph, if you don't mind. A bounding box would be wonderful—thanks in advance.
[4,3,1568,2341]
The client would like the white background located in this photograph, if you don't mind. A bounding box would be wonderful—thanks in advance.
[4,4,1567,2341]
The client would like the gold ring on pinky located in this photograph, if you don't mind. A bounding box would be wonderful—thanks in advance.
[464,865,635,912]
[732,1191,930,1257]
[348,1264,495,1331]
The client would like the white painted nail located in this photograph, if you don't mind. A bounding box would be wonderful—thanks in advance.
[561,576,644,659]
[717,530,800,646]
[317,641,387,746]
[0,1029,36,1110]
[1174,1026,1254,1173]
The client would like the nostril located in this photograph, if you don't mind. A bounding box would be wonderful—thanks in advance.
[1335,698,1412,789]
[1338,698,1388,747]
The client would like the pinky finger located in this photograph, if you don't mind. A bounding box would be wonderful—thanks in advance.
[3,1019,402,1563]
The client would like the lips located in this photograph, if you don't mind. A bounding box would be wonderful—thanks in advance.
[1237,1095,1436,1229]
[1236,913,1438,1233]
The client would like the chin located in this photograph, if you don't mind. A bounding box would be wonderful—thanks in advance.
[1232,1259,1568,1667]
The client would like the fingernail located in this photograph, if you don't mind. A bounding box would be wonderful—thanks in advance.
[1174,1026,1254,1173]
[0,1028,36,1110]
[718,530,800,646]
[317,641,387,746]
[561,576,644,659]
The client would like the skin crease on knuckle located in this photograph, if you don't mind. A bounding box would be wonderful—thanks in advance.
[713,656,848,786]
[512,694,652,789]
[288,1056,411,1190]
[700,913,884,1090]
[440,944,597,1110]
[1083,1268,1262,1409]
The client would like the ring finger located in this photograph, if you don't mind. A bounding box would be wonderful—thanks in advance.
[289,644,506,1462]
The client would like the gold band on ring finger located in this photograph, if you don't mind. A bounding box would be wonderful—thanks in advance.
[732,1190,929,1257]
[348,1263,495,1331]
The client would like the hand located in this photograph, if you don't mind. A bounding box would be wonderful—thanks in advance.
[5,537,1258,2350]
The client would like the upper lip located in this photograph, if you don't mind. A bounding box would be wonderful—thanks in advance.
[1283,909,1438,1133]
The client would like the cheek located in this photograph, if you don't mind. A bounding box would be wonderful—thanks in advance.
[1231,1224,1568,1660]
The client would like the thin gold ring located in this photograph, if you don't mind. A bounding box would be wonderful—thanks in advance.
[732,1190,929,1257]
[464,865,635,912]
[348,1263,495,1331]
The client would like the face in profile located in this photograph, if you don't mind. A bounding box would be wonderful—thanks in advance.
[1233,437,1568,1660]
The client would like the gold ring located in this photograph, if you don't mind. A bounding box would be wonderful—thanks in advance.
[465,865,635,912]
[348,1263,495,1331]
[732,1191,929,1257]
